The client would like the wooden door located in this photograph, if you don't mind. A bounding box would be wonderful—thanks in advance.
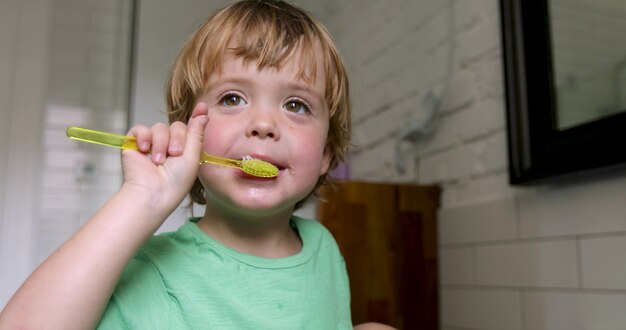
[318,182,440,329]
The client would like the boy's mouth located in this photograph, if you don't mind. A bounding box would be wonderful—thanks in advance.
[237,154,286,179]
[246,154,286,171]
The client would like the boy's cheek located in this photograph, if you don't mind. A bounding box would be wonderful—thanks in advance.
[202,121,227,145]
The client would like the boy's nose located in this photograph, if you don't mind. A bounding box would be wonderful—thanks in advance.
[246,110,280,140]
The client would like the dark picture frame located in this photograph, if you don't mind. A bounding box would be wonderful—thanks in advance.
[500,0,626,185]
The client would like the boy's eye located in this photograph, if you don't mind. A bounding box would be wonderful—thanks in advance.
[219,94,246,107]
[284,100,310,114]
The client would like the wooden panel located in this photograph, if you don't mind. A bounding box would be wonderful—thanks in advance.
[319,182,440,329]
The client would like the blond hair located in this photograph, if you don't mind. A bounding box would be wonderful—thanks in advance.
[166,0,351,206]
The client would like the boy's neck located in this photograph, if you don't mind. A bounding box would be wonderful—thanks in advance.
[196,206,302,258]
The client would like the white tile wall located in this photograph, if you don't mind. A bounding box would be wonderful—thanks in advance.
[0,0,52,306]
[317,0,626,328]
[524,291,626,330]
[580,236,626,290]
[33,0,132,264]
[475,240,579,288]
[519,175,626,238]
[440,247,474,285]
[440,288,522,330]
[439,198,517,245]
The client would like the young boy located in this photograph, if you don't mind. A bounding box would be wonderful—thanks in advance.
[0,0,360,328]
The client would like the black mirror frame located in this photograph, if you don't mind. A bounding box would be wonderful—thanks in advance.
[500,0,626,185]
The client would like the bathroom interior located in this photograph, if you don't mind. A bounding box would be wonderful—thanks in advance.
[2,0,626,328]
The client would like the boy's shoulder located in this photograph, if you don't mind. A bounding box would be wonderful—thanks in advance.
[291,216,342,254]
[138,220,201,256]
[291,215,323,230]
[292,215,334,239]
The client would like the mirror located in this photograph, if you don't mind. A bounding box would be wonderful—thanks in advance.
[501,0,626,184]
[550,0,626,130]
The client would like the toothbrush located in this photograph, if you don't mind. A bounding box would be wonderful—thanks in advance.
[65,126,279,178]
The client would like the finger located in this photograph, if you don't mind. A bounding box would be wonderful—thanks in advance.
[168,121,187,156]
[184,103,209,161]
[128,124,152,152]
[150,122,169,164]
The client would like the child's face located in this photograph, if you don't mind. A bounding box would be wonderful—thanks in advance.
[196,54,331,215]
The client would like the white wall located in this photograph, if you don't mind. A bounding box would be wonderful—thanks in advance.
[0,0,134,308]
[318,0,626,329]
[131,0,230,127]
[35,0,134,265]
[0,0,50,308]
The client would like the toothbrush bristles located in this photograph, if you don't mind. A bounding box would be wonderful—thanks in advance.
[239,155,279,178]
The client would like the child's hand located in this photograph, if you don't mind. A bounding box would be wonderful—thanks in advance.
[120,103,209,211]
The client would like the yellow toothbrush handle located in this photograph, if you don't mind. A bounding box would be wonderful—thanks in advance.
[66,126,138,150]
[66,126,278,177]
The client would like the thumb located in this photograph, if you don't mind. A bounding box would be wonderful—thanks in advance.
[184,102,209,161]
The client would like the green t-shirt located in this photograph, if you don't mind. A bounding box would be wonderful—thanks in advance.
[97,217,352,329]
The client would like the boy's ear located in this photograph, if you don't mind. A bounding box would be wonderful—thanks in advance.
[319,146,333,176]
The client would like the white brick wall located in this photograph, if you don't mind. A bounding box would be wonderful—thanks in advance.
[316,0,626,328]
[0,0,50,307]
[33,0,132,264]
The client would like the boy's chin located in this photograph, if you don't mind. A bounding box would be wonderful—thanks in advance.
[232,200,296,217]
[203,183,313,217]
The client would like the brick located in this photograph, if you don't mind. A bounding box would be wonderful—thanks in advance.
[519,175,626,238]
[440,247,474,285]
[45,150,87,169]
[441,288,522,330]
[442,172,517,208]
[41,192,81,211]
[48,66,85,91]
[439,69,477,114]
[49,48,86,71]
[41,170,76,189]
[481,131,508,173]
[49,29,90,52]
[416,111,460,155]
[43,127,74,148]
[457,98,505,142]
[91,11,120,32]
[87,50,116,70]
[87,68,116,90]
[454,131,507,178]
[475,240,579,287]
[455,12,500,65]
[524,291,626,330]
[418,146,473,183]
[85,90,114,109]
[51,6,90,30]
[581,235,626,290]
[92,0,124,12]
[415,44,453,87]
[474,50,505,99]
[47,89,83,106]
[439,197,517,244]
[350,139,398,181]
[39,210,79,233]
[354,92,434,150]
[88,30,119,51]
